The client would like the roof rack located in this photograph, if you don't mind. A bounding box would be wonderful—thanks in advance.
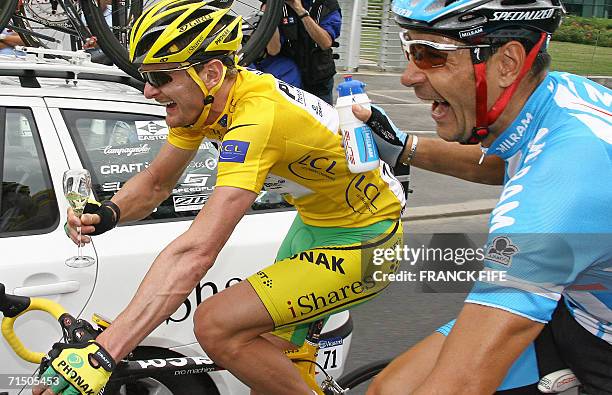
[0,47,145,91]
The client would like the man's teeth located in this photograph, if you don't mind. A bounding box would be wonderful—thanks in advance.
[161,101,175,106]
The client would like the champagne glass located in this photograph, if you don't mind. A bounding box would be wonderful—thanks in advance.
[63,169,96,268]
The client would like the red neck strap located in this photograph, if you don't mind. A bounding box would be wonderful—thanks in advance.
[467,32,547,144]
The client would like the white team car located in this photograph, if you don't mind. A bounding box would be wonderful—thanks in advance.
[0,48,353,395]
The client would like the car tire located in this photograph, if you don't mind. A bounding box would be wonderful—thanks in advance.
[117,346,220,395]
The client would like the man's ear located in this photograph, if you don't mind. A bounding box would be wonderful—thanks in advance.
[495,41,526,89]
[199,59,224,89]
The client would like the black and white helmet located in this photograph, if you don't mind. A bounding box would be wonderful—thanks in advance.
[392,0,565,42]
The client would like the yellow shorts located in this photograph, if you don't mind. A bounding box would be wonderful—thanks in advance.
[247,215,403,345]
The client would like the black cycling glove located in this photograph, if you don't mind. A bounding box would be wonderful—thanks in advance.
[84,200,121,236]
[365,105,409,167]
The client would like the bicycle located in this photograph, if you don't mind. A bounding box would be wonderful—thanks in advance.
[0,0,283,81]
[0,283,347,395]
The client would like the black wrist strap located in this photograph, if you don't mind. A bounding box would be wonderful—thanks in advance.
[84,201,119,236]
[299,11,309,19]
[101,200,121,223]
[366,106,406,147]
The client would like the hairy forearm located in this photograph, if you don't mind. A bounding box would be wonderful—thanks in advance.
[403,136,505,185]
[96,238,212,361]
[414,305,544,394]
[111,168,174,222]
[301,17,333,49]
[95,187,256,362]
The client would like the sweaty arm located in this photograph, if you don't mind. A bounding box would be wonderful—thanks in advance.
[414,305,543,394]
[95,185,257,361]
[404,136,505,185]
[111,142,196,222]
[68,142,195,242]
[96,95,283,360]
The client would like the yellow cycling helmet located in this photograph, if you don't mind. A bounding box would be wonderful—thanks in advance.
[129,0,243,66]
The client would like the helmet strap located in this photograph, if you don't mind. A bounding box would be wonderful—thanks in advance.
[463,32,547,145]
[186,64,228,128]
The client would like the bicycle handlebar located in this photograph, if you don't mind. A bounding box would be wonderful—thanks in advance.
[0,283,67,363]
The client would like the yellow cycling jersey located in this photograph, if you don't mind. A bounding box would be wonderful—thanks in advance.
[168,67,405,227]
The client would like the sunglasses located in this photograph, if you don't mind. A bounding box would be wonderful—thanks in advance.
[139,61,205,87]
[399,31,491,69]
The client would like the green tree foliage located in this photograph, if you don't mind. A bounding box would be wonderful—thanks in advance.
[553,15,612,47]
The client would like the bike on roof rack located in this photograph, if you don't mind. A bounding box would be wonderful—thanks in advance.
[0,0,283,82]
[0,46,146,91]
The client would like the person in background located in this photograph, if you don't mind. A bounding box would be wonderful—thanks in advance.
[275,0,341,104]
[250,3,302,88]
[0,29,25,57]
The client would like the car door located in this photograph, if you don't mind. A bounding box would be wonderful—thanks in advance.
[47,98,296,349]
[0,97,97,391]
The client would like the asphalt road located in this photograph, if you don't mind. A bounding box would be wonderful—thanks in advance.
[342,214,491,394]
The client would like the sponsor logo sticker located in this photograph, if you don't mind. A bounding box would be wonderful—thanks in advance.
[219,140,250,163]
[173,194,210,212]
[217,114,228,128]
[288,153,337,181]
[491,9,555,21]
[485,236,519,267]
[345,174,381,214]
[182,173,210,187]
[67,353,84,368]
[135,121,168,141]
[102,143,151,156]
[459,26,484,38]
[319,337,343,349]
[102,181,122,192]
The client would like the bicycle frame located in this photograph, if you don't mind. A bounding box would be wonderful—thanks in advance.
[0,283,346,395]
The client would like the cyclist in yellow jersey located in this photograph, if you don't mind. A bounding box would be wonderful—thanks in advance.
[40,1,405,394]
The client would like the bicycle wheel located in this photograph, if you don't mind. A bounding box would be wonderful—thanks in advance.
[333,359,391,393]
[11,0,92,50]
[0,0,19,33]
[81,0,283,80]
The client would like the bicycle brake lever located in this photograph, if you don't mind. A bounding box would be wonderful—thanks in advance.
[320,376,347,394]
[59,313,100,344]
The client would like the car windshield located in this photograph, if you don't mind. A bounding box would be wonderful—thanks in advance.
[61,109,292,223]
[62,110,218,222]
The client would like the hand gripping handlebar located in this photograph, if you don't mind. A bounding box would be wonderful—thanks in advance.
[0,283,66,363]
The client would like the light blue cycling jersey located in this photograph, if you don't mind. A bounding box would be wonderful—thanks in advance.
[466,71,612,344]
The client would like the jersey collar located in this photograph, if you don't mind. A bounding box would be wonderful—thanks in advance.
[485,73,554,160]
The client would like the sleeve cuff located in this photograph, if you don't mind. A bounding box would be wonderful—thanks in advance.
[467,281,560,323]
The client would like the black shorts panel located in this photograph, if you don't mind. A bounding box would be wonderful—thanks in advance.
[550,300,612,395]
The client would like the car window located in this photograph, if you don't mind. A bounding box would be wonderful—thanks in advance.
[62,110,291,224]
[0,108,59,237]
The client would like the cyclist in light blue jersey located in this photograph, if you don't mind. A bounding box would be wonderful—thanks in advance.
[351,0,612,393]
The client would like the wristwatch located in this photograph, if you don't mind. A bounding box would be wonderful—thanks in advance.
[299,11,309,19]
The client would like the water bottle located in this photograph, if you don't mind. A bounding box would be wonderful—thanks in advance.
[336,75,380,173]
